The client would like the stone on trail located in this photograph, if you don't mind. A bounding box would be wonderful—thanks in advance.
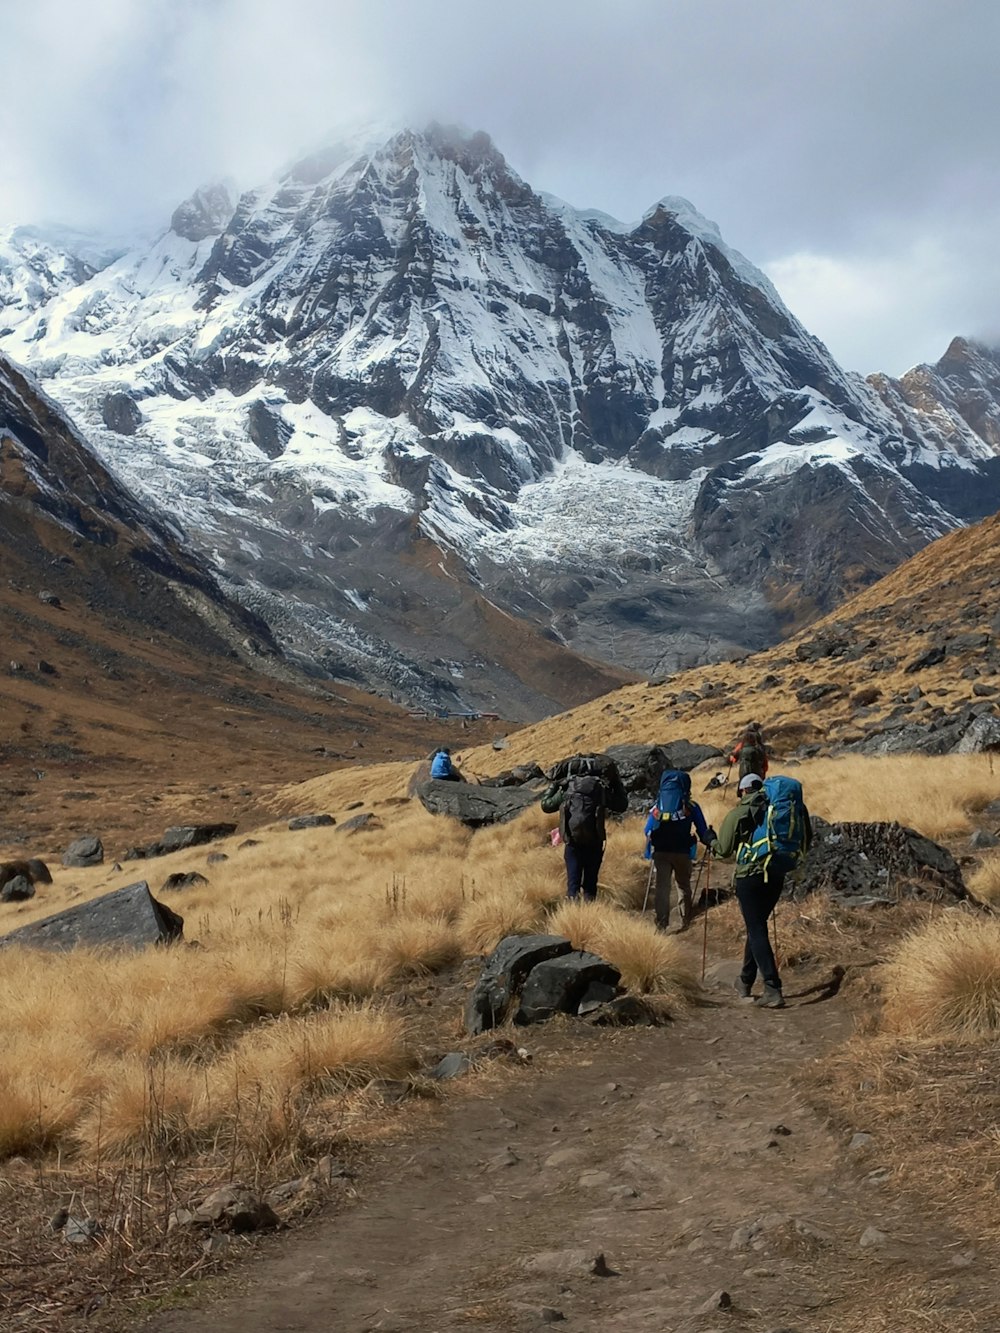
[191,1184,279,1234]
[516,951,622,1025]
[0,881,183,952]
[417,778,537,828]
[970,829,1000,849]
[288,813,336,830]
[465,934,573,1035]
[427,1052,472,1081]
[61,835,103,868]
[582,995,659,1027]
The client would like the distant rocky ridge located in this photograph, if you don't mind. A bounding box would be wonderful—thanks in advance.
[2,127,999,717]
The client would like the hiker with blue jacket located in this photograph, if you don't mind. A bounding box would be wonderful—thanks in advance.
[430,747,460,782]
[644,770,716,932]
[711,773,812,1008]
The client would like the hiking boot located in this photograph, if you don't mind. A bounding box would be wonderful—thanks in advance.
[734,978,753,1001]
[754,983,786,1009]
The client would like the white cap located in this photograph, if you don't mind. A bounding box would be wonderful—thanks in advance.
[738,773,763,792]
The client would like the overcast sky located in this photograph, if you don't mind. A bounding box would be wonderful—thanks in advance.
[2,0,997,375]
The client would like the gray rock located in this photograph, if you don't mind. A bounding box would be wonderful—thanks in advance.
[970,829,1000,849]
[428,1052,472,1081]
[859,1226,888,1248]
[125,823,237,860]
[207,852,229,864]
[540,1309,566,1324]
[417,779,538,828]
[696,1291,733,1314]
[516,951,621,1024]
[1,874,34,902]
[0,881,183,952]
[338,813,382,834]
[64,1216,102,1245]
[794,820,966,905]
[192,1184,279,1233]
[582,995,659,1026]
[247,399,293,459]
[795,683,840,705]
[101,391,143,435]
[160,871,209,892]
[466,934,573,1034]
[38,590,61,607]
[955,713,1000,754]
[288,814,336,830]
[905,644,946,673]
[62,835,103,868]
[848,1132,873,1152]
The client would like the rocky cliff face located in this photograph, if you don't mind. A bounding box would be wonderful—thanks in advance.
[2,127,999,717]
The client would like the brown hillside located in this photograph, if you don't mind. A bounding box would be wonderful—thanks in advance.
[460,510,1000,772]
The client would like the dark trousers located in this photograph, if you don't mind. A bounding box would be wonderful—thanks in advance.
[736,868,785,990]
[565,843,603,901]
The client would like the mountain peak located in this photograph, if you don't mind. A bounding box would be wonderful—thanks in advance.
[170,182,235,242]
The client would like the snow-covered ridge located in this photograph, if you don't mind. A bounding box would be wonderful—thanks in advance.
[1,125,997,714]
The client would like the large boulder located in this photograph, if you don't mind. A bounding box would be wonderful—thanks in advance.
[660,740,726,772]
[1,874,34,902]
[954,713,1000,754]
[0,881,183,951]
[466,934,574,1034]
[602,742,724,811]
[0,859,51,891]
[793,820,967,907]
[417,779,536,828]
[62,835,104,868]
[101,391,143,436]
[516,952,622,1025]
[477,763,546,789]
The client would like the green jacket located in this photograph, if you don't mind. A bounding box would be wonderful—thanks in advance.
[711,790,768,879]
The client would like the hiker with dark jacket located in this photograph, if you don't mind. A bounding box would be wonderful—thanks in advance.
[644,772,716,931]
[712,773,812,1008]
[541,755,628,902]
[728,722,768,780]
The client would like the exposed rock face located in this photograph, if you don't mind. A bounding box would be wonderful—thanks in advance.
[170,184,234,242]
[101,391,142,435]
[417,779,538,827]
[466,934,574,1034]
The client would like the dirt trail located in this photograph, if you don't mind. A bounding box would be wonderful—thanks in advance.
[147,961,995,1333]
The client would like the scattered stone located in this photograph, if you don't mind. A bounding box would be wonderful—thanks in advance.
[848,1132,874,1152]
[859,1226,888,1249]
[160,871,209,893]
[697,1290,733,1314]
[48,1208,69,1232]
[544,1147,587,1170]
[540,1308,566,1324]
[288,814,336,830]
[0,859,50,892]
[485,1147,519,1171]
[265,1177,307,1206]
[63,1216,102,1245]
[466,934,573,1035]
[311,1156,353,1184]
[192,1184,279,1234]
[38,590,61,607]
[973,682,997,697]
[609,1184,639,1201]
[201,1234,232,1257]
[516,951,621,1025]
[970,829,1000,850]
[369,1079,411,1104]
[522,1249,594,1277]
[126,824,237,860]
[101,390,143,435]
[955,713,1000,755]
[578,1170,612,1189]
[905,645,946,673]
[590,1252,618,1277]
[795,683,840,705]
[1,874,34,902]
[582,995,659,1027]
[951,1249,977,1268]
[238,839,260,850]
[61,835,103,868]
[338,813,382,834]
[0,881,183,952]
[428,1052,472,1081]
[207,852,229,864]
[37,659,58,676]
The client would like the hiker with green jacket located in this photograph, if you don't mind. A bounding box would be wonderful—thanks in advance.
[711,773,811,1009]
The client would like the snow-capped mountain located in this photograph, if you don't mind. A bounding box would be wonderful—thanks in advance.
[2,126,998,717]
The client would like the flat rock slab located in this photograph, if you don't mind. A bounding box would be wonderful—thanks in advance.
[125,824,237,860]
[288,814,336,830]
[516,951,622,1025]
[0,881,183,952]
[466,934,573,1035]
[417,779,537,828]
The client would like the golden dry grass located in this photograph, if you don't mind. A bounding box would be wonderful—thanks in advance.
[881,914,1000,1038]
[546,900,699,1007]
[968,852,1000,904]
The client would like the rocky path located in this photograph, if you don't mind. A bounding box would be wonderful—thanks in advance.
[148,962,995,1333]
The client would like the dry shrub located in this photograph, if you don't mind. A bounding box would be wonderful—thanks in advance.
[73,1056,200,1158]
[373,915,463,978]
[968,852,1000,904]
[546,900,698,1005]
[458,893,542,955]
[882,913,1000,1037]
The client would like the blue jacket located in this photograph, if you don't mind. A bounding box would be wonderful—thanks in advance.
[644,800,709,858]
[430,752,454,779]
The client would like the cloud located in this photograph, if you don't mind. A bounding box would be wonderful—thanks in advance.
[1,0,997,373]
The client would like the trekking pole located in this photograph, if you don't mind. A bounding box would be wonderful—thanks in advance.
[700,853,712,982]
[641,860,654,914]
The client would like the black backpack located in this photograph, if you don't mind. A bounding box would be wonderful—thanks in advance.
[560,775,607,849]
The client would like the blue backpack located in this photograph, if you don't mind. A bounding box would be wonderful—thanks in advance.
[737,775,807,877]
[654,770,691,822]
[430,751,453,779]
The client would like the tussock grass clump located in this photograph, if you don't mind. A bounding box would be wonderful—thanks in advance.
[968,852,1000,904]
[882,915,1000,1037]
[546,900,698,1006]
[458,893,543,955]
